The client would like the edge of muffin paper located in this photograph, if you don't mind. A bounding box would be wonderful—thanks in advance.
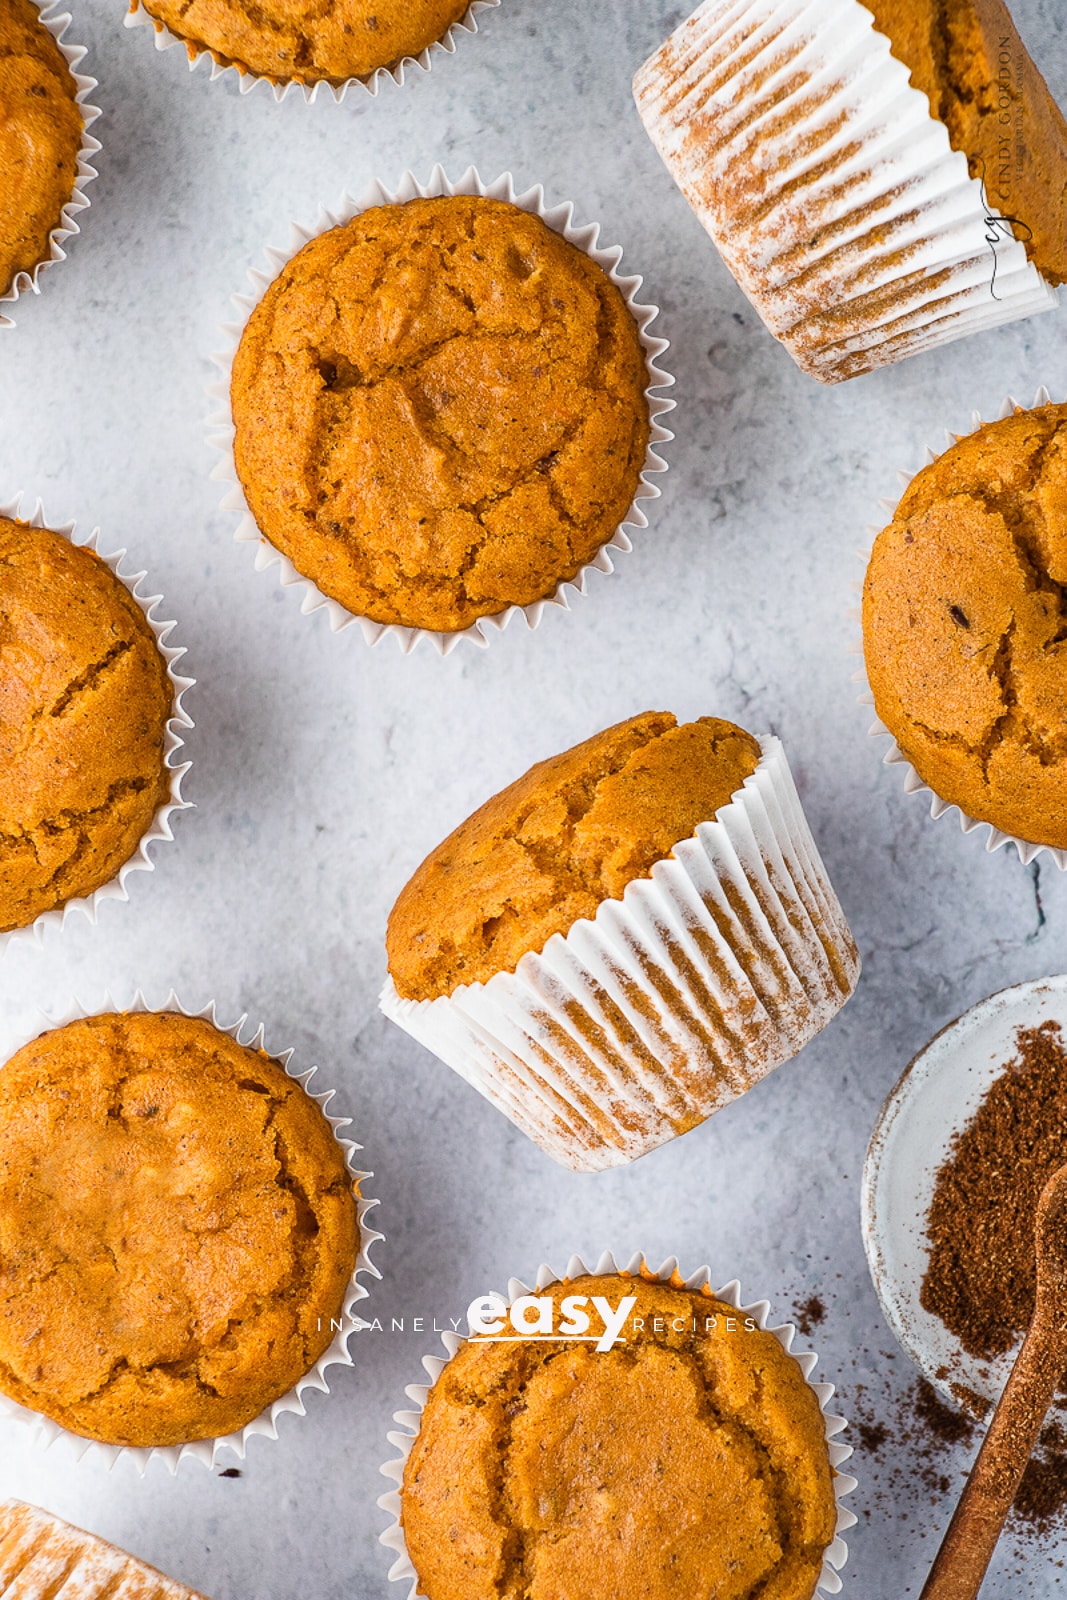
[0,991,384,1473]
[0,3,101,331]
[851,385,1067,872]
[123,0,500,104]
[206,165,675,657]
[377,1250,857,1598]
[0,494,196,959]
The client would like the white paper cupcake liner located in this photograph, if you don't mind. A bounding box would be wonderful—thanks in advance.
[380,737,860,1170]
[0,1,100,331]
[378,1250,857,1598]
[633,0,1058,383]
[123,0,498,103]
[207,165,674,656]
[852,384,1067,871]
[0,991,384,1474]
[0,494,195,958]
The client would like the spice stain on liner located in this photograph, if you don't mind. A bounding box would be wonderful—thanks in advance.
[633,0,1057,383]
[206,165,674,657]
[0,992,384,1473]
[378,1251,857,1599]
[852,384,1067,871]
[123,0,499,103]
[0,494,195,958]
[1,1,101,331]
[380,738,859,1171]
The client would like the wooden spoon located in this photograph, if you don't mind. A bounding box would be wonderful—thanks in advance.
[920,1162,1067,1599]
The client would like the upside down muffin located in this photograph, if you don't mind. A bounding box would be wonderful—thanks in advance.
[400,1274,838,1600]
[0,521,174,933]
[0,1011,360,1447]
[863,403,1067,850]
[135,0,471,85]
[0,0,85,299]
[230,195,651,633]
[0,1501,211,1598]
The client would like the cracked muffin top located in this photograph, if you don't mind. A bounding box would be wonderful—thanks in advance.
[0,0,84,299]
[863,0,1067,284]
[400,1273,837,1600]
[387,711,761,1000]
[137,0,470,85]
[0,1010,360,1447]
[0,521,174,934]
[863,404,1067,849]
[230,196,651,634]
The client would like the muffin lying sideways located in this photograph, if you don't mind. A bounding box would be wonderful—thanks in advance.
[399,1274,840,1600]
[0,1011,360,1447]
[381,711,859,1170]
[0,1501,209,1598]
[863,401,1067,852]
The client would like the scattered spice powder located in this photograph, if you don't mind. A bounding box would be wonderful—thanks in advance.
[794,1295,826,1338]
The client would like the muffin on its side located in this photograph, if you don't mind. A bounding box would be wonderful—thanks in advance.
[0,1501,210,1598]
[0,520,174,933]
[0,1011,360,1447]
[863,402,1067,851]
[230,195,651,635]
[0,0,85,298]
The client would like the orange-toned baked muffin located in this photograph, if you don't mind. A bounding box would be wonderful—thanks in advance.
[863,403,1067,850]
[0,0,84,298]
[401,1274,838,1600]
[0,521,174,934]
[137,0,470,84]
[0,1011,360,1447]
[0,1501,210,1598]
[387,711,760,999]
[231,196,651,633]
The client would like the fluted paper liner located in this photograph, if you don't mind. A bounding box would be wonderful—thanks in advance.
[207,165,674,656]
[0,494,195,957]
[0,992,384,1473]
[633,0,1058,383]
[378,1251,857,1598]
[124,0,498,103]
[0,1501,210,1598]
[853,384,1067,870]
[380,738,859,1170]
[0,1,100,331]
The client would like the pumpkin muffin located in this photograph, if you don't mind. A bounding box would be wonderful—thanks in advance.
[136,0,470,85]
[0,521,174,934]
[0,0,85,299]
[400,1274,838,1600]
[0,1010,360,1447]
[0,1501,210,1598]
[863,403,1067,851]
[230,195,651,634]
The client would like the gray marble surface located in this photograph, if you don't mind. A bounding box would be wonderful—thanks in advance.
[2,0,1067,1594]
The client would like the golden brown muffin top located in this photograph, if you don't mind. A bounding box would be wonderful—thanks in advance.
[231,196,651,633]
[863,403,1067,850]
[864,0,1067,284]
[401,1274,837,1600]
[139,0,469,84]
[0,1011,360,1447]
[0,1502,211,1599]
[0,0,84,298]
[0,521,174,934]
[387,712,761,1000]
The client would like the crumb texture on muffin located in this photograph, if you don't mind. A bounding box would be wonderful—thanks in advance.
[231,196,651,632]
[0,0,84,298]
[139,0,470,83]
[0,521,175,933]
[401,1275,836,1600]
[387,712,761,1000]
[0,1012,359,1446]
[0,1501,211,1598]
[863,403,1067,849]
[864,0,1067,284]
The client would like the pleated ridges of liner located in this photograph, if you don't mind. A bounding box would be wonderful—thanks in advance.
[632,0,1057,382]
[381,738,860,1171]
[0,1502,209,1599]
